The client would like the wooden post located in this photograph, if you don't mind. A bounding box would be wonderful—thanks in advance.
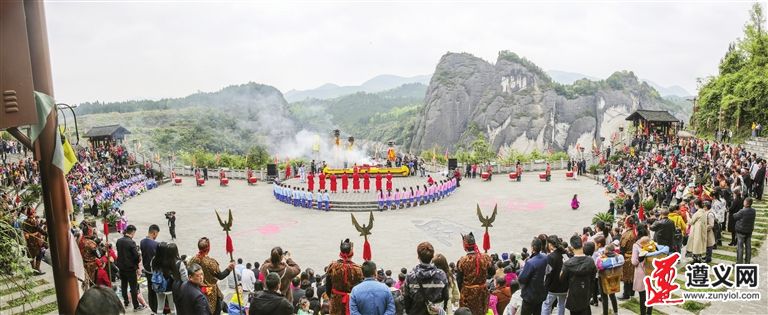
[25,1,81,313]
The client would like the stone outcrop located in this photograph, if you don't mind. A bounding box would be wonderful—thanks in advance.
[409,51,676,155]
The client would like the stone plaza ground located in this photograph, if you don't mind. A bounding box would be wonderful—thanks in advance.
[119,170,606,273]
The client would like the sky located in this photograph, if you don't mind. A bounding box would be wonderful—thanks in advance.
[43,0,766,104]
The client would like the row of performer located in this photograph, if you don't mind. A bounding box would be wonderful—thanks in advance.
[375,179,458,210]
[290,171,432,193]
[272,177,459,211]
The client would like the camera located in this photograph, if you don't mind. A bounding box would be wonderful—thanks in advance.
[165,211,176,219]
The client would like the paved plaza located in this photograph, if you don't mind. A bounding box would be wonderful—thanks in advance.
[118,170,607,271]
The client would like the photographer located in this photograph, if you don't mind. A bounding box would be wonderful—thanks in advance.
[259,247,302,303]
[166,211,177,240]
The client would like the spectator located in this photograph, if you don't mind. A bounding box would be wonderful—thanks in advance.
[115,225,143,311]
[249,272,294,315]
[432,253,460,314]
[350,260,396,315]
[734,198,757,264]
[650,209,675,249]
[177,263,211,315]
[140,224,160,313]
[560,235,597,315]
[404,242,449,315]
[242,262,257,293]
[260,247,301,303]
[542,235,567,315]
[518,237,547,315]
[492,276,512,315]
[75,286,125,315]
[501,280,522,315]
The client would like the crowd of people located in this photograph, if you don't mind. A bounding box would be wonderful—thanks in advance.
[0,141,159,277]
[4,131,767,315]
[600,136,764,265]
[81,134,760,315]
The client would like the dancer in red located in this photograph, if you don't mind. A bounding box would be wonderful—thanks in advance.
[308,173,315,192]
[375,173,383,192]
[363,172,371,193]
[319,172,327,191]
[330,174,338,193]
[341,172,349,193]
[352,171,360,193]
[284,162,292,180]
[385,177,393,193]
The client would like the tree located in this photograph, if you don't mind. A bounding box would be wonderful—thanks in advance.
[470,136,496,163]
[694,3,768,136]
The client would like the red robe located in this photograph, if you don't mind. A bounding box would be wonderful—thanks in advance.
[330,174,337,192]
[308,174,315,192]
[386,173,393,183]
[375,174,383,191]
[352,172,360,190]
[386,179,392,192]
[341,173,349,191]
[319,173,326,190]
[363,173,371,191]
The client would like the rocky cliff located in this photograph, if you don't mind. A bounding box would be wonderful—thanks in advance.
[409,51,677,155]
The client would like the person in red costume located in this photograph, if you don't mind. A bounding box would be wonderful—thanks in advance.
[375,173,383,192]
[363,172,371,193]
[319,172,327,191]
[330,174,338,193]
[308,172,315,192]
[285,162,292,180]
[341,172,349,193]
[352,171,360,193]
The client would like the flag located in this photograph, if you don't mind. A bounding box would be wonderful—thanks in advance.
[58,126,78,175]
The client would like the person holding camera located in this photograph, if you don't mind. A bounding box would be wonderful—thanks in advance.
[260,247,302,304]
[166,211,177,240]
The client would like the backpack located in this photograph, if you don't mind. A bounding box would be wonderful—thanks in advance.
[152,270,169,292]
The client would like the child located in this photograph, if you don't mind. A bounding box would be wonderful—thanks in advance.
[571,194,580,210]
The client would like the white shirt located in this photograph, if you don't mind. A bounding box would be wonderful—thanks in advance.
[241,268,257,292]
[503,289,523,315]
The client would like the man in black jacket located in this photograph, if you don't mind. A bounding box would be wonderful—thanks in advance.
[754,160,766,200]
[140,224,160,313]
[403,242,449,315]
[650,209,675,248]
[115,225,143,310]
[734,198,757,264]
[728,191,744,246]
[250,272,294,315]
[177,263,211,315]
[542,235,568,315]
[560,235,597,315]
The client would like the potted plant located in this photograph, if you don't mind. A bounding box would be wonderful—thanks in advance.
[104,212,119,233]
[641,199,657,212]
[592,212,615,225]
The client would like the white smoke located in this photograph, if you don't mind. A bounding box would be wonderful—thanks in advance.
[273,129,378,168]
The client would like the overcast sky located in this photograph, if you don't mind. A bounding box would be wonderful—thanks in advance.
[44,0,765,104]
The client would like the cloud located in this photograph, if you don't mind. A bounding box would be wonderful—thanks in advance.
[44,1,762,104]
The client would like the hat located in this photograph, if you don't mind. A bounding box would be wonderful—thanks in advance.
[501,252,509,261]
[340,239,353,254]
